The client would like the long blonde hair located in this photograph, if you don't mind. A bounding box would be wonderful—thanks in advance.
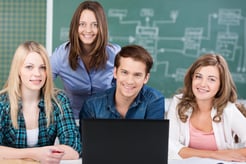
[177,54,237,122]
[0,41,58,128]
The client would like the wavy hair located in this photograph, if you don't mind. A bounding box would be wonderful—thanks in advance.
[0,41,60,128]
[177,54,237,123]
[68,0,109,70]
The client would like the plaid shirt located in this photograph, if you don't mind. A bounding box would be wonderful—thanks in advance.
[0,90,81,155]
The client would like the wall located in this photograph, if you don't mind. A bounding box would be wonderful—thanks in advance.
[0,0,46,88]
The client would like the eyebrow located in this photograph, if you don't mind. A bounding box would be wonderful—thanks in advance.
[195,73,218,79]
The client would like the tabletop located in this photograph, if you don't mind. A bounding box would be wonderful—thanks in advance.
[1,158,246,164]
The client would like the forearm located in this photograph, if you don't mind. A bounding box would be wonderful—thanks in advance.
[179,147,246,162]
[0,146,38,160]
[179,147,214,159]
[237,147,246,156]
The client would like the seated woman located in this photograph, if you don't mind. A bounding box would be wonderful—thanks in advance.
[0,41,81,164]
[167,54,246,162]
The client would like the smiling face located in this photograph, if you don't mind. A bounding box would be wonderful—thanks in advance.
[78,9,98,46]
[19,52,46,92]
[114,57,149,101]
[192,66,220,103]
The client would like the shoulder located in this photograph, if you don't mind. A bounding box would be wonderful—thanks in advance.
[54,89,70,103]
[106,43,121,54]
[0,92,10,113]
[52,42,70,56]
[141,85,164,99]
[222,102,239,114]
[168,94,183,108]
[173,94,183,101]
[0,92,8,101]
[86,87,114,103]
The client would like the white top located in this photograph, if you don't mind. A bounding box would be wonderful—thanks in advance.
[26,128,39,147]
[167,94,246,159]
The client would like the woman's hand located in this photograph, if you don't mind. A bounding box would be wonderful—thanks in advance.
[33,146,65,164]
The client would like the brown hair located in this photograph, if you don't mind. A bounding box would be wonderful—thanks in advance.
[68,1,109,70]
[177,54,237,122]
[114,45,153,74]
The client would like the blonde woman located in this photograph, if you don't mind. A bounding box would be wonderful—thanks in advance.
[0,41,81,164]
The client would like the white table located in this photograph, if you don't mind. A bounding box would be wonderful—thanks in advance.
[169,157,246,164]
[61,157,246,164]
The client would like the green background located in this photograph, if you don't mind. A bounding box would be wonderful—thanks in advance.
[0,0,46,88]
[53,0,246,99]
[1,0,245,99]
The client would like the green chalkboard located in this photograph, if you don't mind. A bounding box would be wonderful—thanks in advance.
[0,0,46,89]
[53,0,246,99]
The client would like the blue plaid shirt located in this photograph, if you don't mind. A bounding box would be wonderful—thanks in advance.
[0,90,81,155]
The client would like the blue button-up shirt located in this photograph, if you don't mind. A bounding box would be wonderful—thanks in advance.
[50,42,121,119]
[0,90,81,155]
[80,85,165,120]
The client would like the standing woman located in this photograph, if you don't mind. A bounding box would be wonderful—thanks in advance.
[50,1,121,118]
[0,41,81,164]
[167,54,246,162]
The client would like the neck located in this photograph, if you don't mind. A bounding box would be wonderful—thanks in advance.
[83,44,93,54]
[115,92,135,118]
[196,100,213,112]
[21,90,40,105]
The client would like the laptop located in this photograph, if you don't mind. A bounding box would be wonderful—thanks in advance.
[81,119,169,164]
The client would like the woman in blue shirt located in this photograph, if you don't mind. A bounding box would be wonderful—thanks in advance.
[50,1,121,119]
[0,41,81,163]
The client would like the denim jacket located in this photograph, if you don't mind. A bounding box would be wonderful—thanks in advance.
[79,85,165,120]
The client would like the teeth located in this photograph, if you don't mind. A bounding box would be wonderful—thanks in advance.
[198,88,207,92]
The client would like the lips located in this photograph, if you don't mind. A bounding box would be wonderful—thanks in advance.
[197,87,208,93]
[30,79,42,84]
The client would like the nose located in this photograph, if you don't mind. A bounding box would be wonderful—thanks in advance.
[33,68,41,76]
[200,78,207,87]
[125,75,134,84]
[85,24,92,32]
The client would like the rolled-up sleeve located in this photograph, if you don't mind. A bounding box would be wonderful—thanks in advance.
[55,91,82,155]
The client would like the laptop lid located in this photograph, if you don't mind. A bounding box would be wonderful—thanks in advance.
[81,119,169,164]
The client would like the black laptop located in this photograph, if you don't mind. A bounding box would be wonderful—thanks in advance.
[81,119,169,164]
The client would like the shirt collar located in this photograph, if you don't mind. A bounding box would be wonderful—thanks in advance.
[106,86,144,110]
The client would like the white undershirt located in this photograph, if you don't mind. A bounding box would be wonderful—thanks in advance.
[26,128,39,147]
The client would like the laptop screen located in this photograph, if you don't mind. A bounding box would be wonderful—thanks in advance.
[81,119,169,164]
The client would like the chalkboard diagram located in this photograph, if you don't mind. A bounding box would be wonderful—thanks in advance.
[52,0,246,99]
[106,8,246,98]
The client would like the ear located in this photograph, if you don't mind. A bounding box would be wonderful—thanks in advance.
[143,73,150,84]
[113,67,117,79]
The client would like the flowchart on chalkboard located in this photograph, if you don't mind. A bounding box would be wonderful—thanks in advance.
[53,0,246,98]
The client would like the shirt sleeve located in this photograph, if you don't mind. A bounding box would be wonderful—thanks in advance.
[167,95,185,159]
[227,103,246,147]
[54,90,82,155]
[0,103,3,144]
[50,42,69,80]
